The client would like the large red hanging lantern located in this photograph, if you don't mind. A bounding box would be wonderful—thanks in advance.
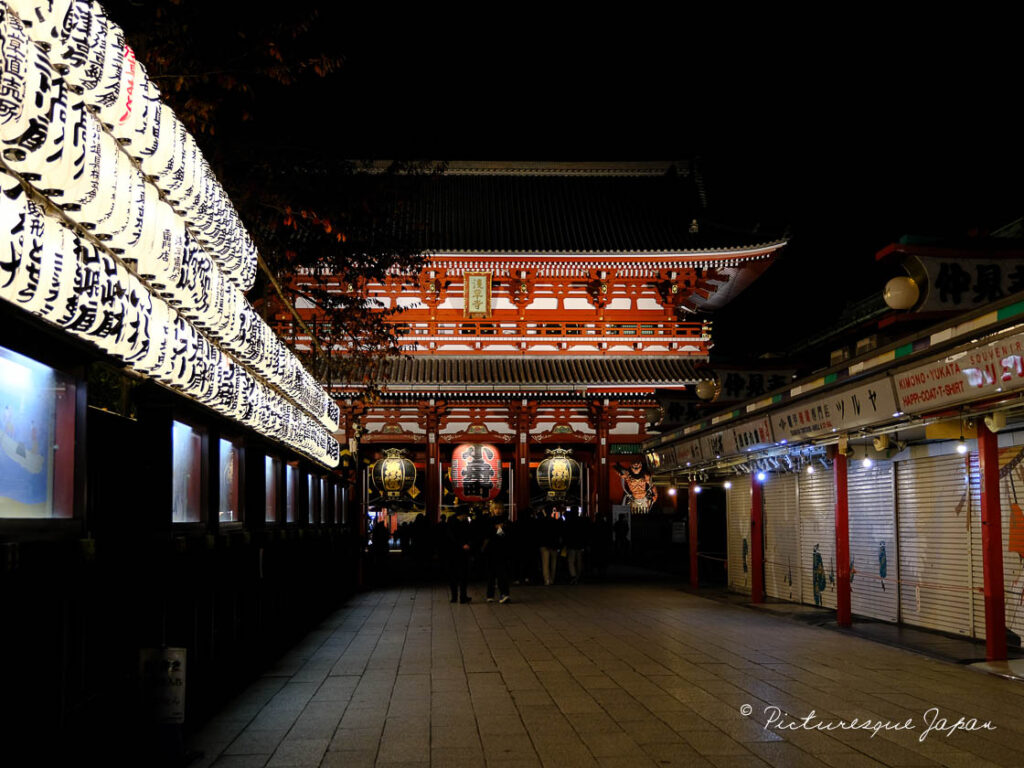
[451,443,502,503]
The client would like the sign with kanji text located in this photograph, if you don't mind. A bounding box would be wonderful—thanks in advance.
[773,379,898,441]
[912,254,1024,312]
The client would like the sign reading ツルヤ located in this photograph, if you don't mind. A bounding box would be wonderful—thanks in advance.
[773,379,898,442]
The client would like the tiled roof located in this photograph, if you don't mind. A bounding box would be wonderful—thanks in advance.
[369,357,708,389]
[371,173,776,254]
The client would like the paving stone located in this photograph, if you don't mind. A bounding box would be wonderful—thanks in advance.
[265,736,328,767]
[185,584,1024,768]
[210,757,271,768]
[224,728,288,756]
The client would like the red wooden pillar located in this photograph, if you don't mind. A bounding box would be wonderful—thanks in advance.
[978,420,1008,661]
[597,413,610,522]
[751,472,764,603]
[835,451,851,627]
[514,402,532,522]
[421,400,445,523]
[515,433,530,522]
[426,433,440,523]
[688,485,699,589]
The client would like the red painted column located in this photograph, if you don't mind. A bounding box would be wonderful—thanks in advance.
[515,431,530,522]
[835,452,851,627]
[688,485,699,589]
[751,473,764,604]
[978,420,1008,661]
[426,433,440,523]
[597,414,610,522]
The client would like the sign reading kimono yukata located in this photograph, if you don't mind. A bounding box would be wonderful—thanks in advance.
[894,331,1024,414]
[450,443,502,503]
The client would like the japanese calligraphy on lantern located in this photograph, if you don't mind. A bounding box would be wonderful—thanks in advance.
[451,443,502,502]
[894,332,1024,414]
[774,379,898,441]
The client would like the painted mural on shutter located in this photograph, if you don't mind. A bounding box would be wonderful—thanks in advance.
[764,473,800,602]
[897,455,973,635]
[849,460,898,622]
[727,481,752,595]
[969,442,1024,643]
[799,468,836,609]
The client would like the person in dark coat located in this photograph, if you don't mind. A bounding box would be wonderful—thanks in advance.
[444,510,474,603]
[563,509,590,584]
[482,511,512,603]
[539,507,564,585]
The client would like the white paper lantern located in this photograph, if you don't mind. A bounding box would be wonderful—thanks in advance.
[7,1,75,56]
[0,194,31,305]
[883,276,919,310]
[89,14,124,122]
[31,215,75,319]
[65,119,117,228]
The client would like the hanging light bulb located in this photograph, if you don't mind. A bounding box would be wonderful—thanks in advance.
[756,471,767,482]
[806,464,815,475]
[723,480,733,490]
[862,448,873,469]
[956,437,968,455]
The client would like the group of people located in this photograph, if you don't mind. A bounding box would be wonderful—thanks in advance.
[373,505,621,603]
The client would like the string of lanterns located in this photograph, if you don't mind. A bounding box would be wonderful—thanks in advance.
[0,1,340,465]
[5,0,257,291]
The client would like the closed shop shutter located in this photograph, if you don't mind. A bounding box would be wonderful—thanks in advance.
[897,454,973,635]
[849,460,898,622]
[764,472,800,602]
[799,467,836,609]
[969,442,1024,642]
[727,481,752,595]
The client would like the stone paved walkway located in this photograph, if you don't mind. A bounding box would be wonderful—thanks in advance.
[187,582,1024,767]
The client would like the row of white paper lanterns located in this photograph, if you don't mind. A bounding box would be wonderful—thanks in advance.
[2,0,256,291]
[0,4,340,433]
[0,193,339,466]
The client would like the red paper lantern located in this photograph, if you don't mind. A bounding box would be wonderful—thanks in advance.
[451,443,502,503]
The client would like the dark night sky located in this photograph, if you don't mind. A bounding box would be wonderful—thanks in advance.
[301,33,1024,357]
[107,2,1024,359]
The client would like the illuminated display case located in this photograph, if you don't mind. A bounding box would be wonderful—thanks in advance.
[0,344,75,519]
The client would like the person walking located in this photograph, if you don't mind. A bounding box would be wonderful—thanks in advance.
[563,509,589,584]
[482,511,512,603]
[539,507,564,586]
[444,509,474,603]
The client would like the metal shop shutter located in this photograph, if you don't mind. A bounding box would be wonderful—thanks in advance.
[897,454,972,635]
[970,443,1024,642]
[764,472,800,602]
[799,468,836,609]
[727,481,752,595]
[849,460,897,623]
